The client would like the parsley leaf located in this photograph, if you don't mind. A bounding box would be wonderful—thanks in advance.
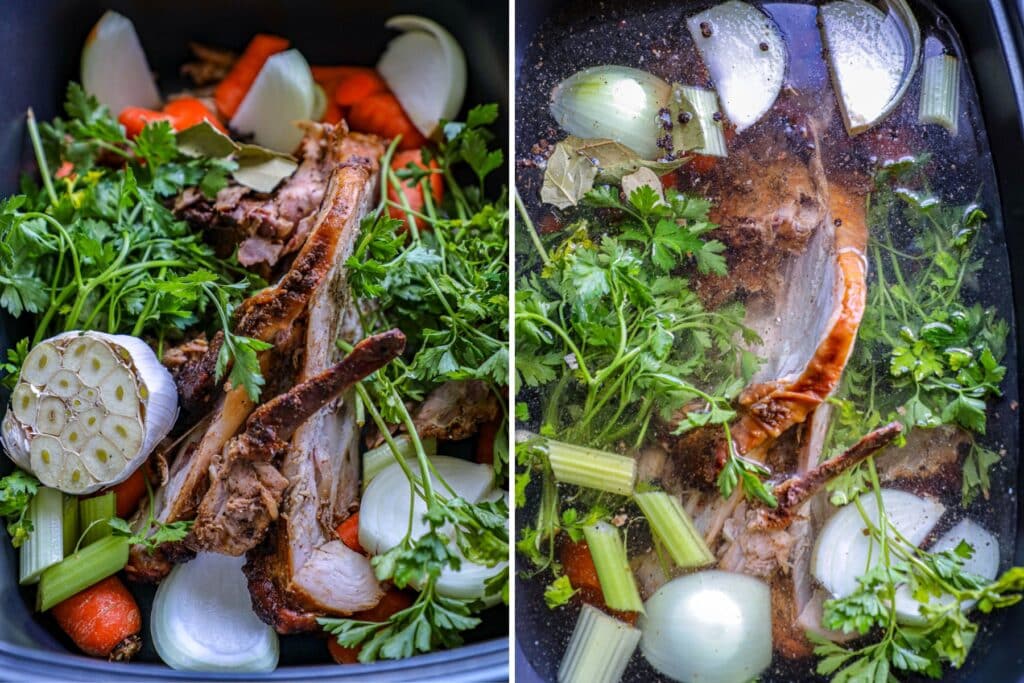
[0,470,39,548]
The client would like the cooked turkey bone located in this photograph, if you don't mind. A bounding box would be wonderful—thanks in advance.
[188,329,406,556]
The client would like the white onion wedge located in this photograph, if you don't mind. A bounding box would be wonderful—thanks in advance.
[152,553,279,672]
[894,518,999,624]
[377,15,467,138]
[812,489,944,600]
[230,49,316,153]
[1,331,177,494]
[550,66,671,160]
[819,0,921,135]
[686,1,787,133]
[81,11,161,115]
[359,455,505,604]
[639,571,772,683]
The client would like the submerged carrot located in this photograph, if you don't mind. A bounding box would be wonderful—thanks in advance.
[347,93,426,150]
[387,149,444,227]
[215,34,290,119]
[327,589,415,664]
[334,69,388,108]
[51,576,141,661]
[560,540,602,594]
[335,512,364,554]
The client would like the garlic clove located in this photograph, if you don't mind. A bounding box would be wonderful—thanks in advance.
[47,370,83,400]
[11,384,38,424]
[103,414,144,458]
[35,396,68,436]
[80,433,129,482]
[21,342,61,386]
[99,366,141,417]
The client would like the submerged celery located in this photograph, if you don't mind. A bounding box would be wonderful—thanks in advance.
[673,84,728,157]
[544,438,636,496]
[919,54,960,135]
[582,522,644,613]
[558,604,641,683]
[19,487,64,585]
[634,491,714,569]
[37,535,129,611]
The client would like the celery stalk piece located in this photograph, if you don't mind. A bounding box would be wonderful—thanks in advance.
[362,435,438,492]
[36,535,129,611]
[673,84,728,157]
[558,604,641,683]
[79,492,116,547]
[919,54,960,135]
[545,439,636,496]
[19,487,65,585]
[582,521,644,613]
[634,491,714,569]
[62,495,78,557]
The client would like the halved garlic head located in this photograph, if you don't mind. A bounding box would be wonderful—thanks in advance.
[1,331,178,494]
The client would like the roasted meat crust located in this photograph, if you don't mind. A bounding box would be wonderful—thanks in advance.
[174,131,385,417]
[188,330,406,556]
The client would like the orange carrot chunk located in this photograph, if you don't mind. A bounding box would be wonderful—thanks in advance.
[163,98,228,134]
[51,576,142,661]
[387,149,444,227]
[215,34,290,119]
[347,93,426,150]
[335,512,364,554]
[333,69,388,108]
[327,589,415,664]
[106,467,147,519]
[118,107,174,139]
[560,540,602,594]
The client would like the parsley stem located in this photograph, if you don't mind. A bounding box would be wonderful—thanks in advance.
[515,313,593,385]
[514,189,549,265]
[353,382,426,503]
[25,109,58,207]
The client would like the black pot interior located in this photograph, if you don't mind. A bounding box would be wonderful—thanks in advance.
[0,1,508,679]
[514,0,1024,681]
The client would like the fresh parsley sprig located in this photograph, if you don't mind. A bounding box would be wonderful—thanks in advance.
[0,470,39,548]
[824,158,1008,505]
[0,84,268,396]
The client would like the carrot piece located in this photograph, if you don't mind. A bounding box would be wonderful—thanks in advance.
[104,467,147,519]
[334,513,364,554]
[214,34,290,119]
[51,576,142,661]
[333,69,388,108]
[327,588,415,664]
[118,107,174,138]
[347,93,426,150]
[387,149,444,227]
[163,98,228,134]
[327,638,361,664]
[475,418,500,465]
[311,65,364,84]
[560,540,602,594]
[321,98,343,125]
[689,154,718,174]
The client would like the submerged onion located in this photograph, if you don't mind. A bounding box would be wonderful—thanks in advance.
[2,331,177,494]
[686,1,787,133]
[819,0,921,134]
[639,571,772,683]
[894,518,999,624]
[812,489,944,600]
[550,66,672,159]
